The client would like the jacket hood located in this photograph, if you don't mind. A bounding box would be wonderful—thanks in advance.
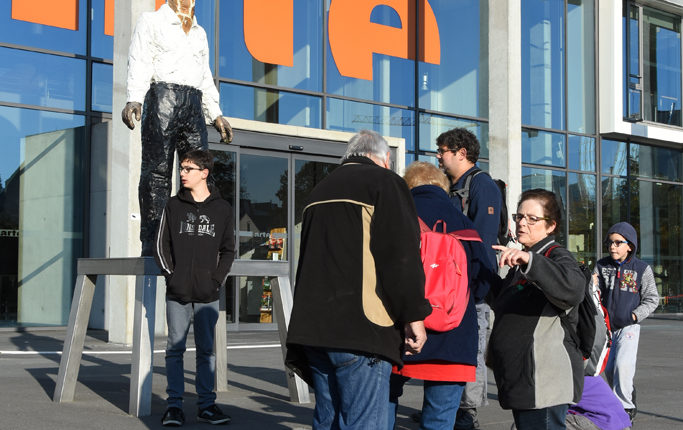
[606,222,638,254]
[176,184,222,204]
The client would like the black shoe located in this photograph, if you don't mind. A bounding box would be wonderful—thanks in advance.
[455,408,480,430]
[626,408,637,423]
[162,407,185,427]
[197,404,231,425]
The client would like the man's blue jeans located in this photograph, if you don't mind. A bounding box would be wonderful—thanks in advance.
[304,346,392,429]
[389,374,466,430]
[165,298,219,409]
[512,404,569,430]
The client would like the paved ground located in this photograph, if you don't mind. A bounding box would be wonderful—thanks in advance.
[0,317,681,429]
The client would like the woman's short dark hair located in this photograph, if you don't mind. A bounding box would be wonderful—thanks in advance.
[435,128,480,163]
[518,188,562,229]
[181,149,214,173]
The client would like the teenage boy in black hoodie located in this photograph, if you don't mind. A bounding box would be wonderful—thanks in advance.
[595,222,659,423]
[154,149,235,427]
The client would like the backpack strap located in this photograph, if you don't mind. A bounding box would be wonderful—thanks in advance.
[450,228,482,243]
[418,217,447,234]
[452,168,483,214]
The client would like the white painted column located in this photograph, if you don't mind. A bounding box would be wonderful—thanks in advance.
[488,0,522,216]
[108,0,156,344]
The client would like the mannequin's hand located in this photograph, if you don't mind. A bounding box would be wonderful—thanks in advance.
[122,102,142,130]
[213,116,233,143]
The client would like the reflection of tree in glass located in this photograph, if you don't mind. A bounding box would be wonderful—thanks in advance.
[211,151,238,205]
[277,161,338,225]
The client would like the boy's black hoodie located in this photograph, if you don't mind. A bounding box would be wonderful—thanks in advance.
[154,185,235,303]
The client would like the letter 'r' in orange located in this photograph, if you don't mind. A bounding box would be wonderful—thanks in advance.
[243,0,294,67]
[329,0,440,81]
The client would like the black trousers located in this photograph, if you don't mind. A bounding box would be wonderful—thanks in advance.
[139,82,208,255]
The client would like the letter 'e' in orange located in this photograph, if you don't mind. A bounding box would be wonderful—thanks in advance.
[329,0,440,81]
[11,0,79,30]
[243,0,294,67]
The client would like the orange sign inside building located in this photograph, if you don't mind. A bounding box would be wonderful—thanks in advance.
[244,0,294,67]
[105,0,166,36]
[12,0,79,30]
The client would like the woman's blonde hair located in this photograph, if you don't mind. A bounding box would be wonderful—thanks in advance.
[404,161,450,192]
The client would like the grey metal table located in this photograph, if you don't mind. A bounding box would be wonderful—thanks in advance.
[52,258,309,417]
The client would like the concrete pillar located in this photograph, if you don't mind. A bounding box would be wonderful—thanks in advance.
[488,0,522,217]
[108,0,156,344]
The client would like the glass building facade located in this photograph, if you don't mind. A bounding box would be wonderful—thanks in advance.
[1,0,682,329]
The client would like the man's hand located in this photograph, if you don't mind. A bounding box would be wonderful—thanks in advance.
[213,116,234,143]
[121,102,142,130]
[404,321,427,356]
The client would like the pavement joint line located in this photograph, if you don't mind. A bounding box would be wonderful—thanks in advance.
[0,343,281,356]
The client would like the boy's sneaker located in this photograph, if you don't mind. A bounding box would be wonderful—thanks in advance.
[454,408,480,430]
[197,404,231,425]
[162,407,185,427]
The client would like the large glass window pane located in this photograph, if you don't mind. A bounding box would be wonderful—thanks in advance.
[91,0,113,59]
[567,0,595,134]
[601,176,629,238]
[0,47,85,111]
[522,129,566,167]
[601,139,628,176]
[568,135,595,172]
[522,0,564,130]
[220,83,321,128]
[238,153,288,261]
[630,142,683,182]
[325,0,414,106]
[0,106,86,326]
[521,167,566,243]
[326,98,415,152]
[196,0,216,74]
[419,1,486,118]
[0,1,86,55]
[624,5,642,121]
[92,62,112,113]
[568,172,596,266]
[642,7,681,126]
[219,1,322,91]
[418,113,489,159]
[630,180,680,312]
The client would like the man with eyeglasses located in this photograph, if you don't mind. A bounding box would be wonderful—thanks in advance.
[435,128,501,430]
[594,222,659,424]
[154,149,235,426]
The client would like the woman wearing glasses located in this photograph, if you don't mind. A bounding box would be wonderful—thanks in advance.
[487,189,585,430]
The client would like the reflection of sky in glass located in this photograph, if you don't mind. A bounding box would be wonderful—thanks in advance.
[92,63,113,113]
[218,1,321,91]
[418,112,489,157]
[568,135,595,172]
[567,0,595,134]
[601,139,627,176]
[0,106,85,190]
[419,1,483,117]
[522,129,566,167]
[91,0,113,59]
[0,2,86,54]
[220,83,321,128]
[0,47,85,111]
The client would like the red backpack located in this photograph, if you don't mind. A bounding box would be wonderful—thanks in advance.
[418,218,482,332]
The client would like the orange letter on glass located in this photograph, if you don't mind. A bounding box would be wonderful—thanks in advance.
[12,0,79,31]
[328,0,440,80]
[105,0,164,36]
[243,0,294,67]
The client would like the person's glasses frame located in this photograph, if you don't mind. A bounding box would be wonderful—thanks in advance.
[436,147,456,156]
[511,213,550,225]
[606,240,629,248]
[179,165,204,174]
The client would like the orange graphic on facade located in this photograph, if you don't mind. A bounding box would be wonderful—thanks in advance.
[105,0,166,36]
[243,0,294,67]
[11,0,79,31]
[328,0,440,80]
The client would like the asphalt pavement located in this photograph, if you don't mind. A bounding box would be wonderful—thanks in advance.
[0,317,681,429]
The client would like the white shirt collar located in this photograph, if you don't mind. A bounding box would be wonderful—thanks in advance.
[159,3,198,28]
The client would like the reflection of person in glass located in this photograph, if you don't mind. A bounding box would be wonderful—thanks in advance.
[122,0,233,256]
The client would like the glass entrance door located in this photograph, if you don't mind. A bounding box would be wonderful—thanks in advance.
[211,143,340,330]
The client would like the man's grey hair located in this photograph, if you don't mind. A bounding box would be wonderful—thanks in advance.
[343,130,390,161]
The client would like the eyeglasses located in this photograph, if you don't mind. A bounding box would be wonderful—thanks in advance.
[607,240,629,247]
[179,165,203,174]
[511,213,550,225]
[436,148,455,156]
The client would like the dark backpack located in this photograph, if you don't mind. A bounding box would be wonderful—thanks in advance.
[452,168,511,245]
[545,245,612,375]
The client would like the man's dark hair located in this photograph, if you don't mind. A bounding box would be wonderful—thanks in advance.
[436,128,480,164]
[181,149,214,174]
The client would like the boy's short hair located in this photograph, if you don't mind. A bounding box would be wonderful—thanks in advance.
[181,149,214,174]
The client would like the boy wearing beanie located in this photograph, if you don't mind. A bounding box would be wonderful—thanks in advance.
[595,222,659,423]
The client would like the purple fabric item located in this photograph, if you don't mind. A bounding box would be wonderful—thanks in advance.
[568,376,632,430]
